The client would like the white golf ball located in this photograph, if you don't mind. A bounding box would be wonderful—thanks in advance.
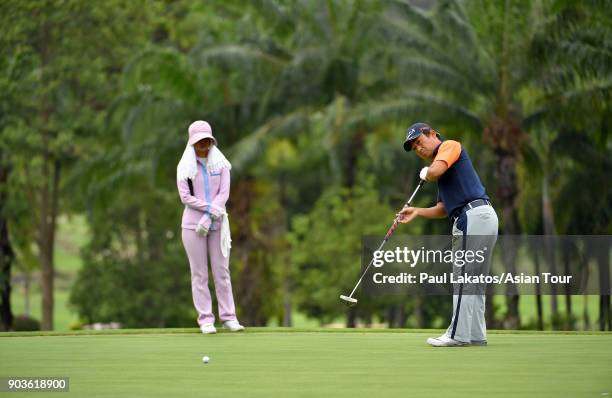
[202,356,210,364]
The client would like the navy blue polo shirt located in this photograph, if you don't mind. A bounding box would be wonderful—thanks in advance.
[433,140,489,220]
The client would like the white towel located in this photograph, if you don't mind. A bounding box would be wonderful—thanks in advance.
[220,212,232,257]
[177,144,232,181]
[177,144,198,181]
[206,146,232,174]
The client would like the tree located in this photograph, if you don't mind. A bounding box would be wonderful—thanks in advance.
[0,152,14,330]
[532,0,612,330]
[289,178,393,327]
[0,0,155,329]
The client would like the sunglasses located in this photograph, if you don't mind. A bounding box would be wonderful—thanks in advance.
[195,140,213,148]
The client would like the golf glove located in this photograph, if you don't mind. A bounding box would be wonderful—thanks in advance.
[196,212,214,237]
[195,223,209,237]
[419,166,429,181]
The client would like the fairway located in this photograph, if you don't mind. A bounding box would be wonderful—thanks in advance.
[1,329,611,398]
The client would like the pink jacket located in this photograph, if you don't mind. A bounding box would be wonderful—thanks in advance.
[177,159,230,230]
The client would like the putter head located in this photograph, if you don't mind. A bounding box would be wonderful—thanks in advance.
[340,295,358,306]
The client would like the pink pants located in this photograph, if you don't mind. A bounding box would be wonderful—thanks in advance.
[181,228,237,326]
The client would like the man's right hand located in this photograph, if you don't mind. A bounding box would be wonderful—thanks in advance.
[397,207,420,224]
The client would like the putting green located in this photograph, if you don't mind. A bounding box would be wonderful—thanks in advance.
[1,329,611,398]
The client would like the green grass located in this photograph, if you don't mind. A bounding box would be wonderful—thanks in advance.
[1,329,611,398]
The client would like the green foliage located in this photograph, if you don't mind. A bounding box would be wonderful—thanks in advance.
[69,248,194,328]
[12,314,40,331]
[229,179,285,326]
[289,177,393,323]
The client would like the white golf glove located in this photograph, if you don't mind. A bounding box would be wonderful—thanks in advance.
[419,166,429,181]
[195,223,209,237]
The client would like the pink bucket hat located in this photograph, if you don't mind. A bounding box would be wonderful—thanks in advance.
[187,120,217,146]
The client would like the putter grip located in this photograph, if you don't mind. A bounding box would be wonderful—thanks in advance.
[384,219,399,239]
[385,180,424,240]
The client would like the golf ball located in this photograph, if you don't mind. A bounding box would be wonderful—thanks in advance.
[202,356,210,364]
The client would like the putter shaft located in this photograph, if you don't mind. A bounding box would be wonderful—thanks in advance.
[345,180,425,299]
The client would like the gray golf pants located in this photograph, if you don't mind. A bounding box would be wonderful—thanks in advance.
[445,204,498,343]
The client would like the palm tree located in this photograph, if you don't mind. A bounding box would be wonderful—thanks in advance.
[532,0,612,330]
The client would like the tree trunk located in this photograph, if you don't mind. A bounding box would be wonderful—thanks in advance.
[413,296,424,328]
[596,238,610,331]
[24,272,31,316]
[346,306,356,328]
[386,304,404,328]
[39,158,60,331]
[580,251,591,330]
[582,294,590,330]
[487,3,524,327]
[530,239,544,330]
[282,270,292,327]
[232,176,270,326]
[542,175,558,322]
[0,154,14,330]
[561,242,574,330]
[39,162,53,331]
[494,150,520,329]
[485,294,495,328]
[484,115,524,329]
[599,295,611,331]
[37,19,59,331]
[344,129,364,188]
[279,177,292,327]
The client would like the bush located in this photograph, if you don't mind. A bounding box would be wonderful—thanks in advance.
[70,244,196,328]
[12,314,41,331]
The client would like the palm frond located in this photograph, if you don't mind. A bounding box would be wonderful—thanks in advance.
[195,44,288,70]
[121,47,200,105]
[226,107,314,172]
[382,48,485,101]
[348,91,482,131]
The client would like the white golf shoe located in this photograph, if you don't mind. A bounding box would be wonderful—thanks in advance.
[426,334,468,347]
[200,324,217,334]
[470,340,488,346]
[223,320,245,332]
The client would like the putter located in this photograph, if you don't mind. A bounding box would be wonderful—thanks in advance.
[340,179,425,306]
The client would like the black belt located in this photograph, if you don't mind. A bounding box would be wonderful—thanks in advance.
[452,199,492,220]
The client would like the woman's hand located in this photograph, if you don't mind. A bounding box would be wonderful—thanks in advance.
[397,207,420,224]
[195,223,209,237]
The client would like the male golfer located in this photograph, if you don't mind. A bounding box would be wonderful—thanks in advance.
[398,123,498,347]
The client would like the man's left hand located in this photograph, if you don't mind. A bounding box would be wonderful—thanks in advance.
[419,166,429,181]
